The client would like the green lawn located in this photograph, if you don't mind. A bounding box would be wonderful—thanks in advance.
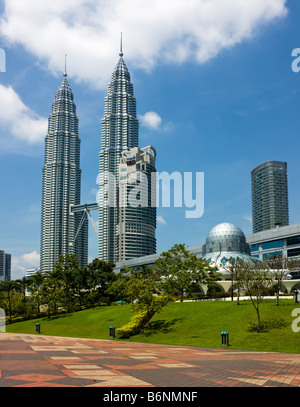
[5,299,300,353]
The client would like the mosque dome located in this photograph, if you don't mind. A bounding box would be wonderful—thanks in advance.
[203,222,254,268]
[205,222,250,255]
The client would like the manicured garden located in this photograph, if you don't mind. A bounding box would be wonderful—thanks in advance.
[5,298,300,354]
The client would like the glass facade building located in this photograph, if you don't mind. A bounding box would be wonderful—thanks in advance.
[251,161,289,233]
[0,250,11,281]
[247,222,300,261]
[118,146,156,261]
[40,72,88,273]
[98,49,156,263]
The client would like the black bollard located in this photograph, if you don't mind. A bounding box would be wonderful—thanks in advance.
[221,331,229,346]
[109,326,115,338]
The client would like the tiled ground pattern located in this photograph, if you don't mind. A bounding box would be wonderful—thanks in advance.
[0,333,299,387]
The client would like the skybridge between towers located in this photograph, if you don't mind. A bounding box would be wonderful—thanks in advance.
[70,202,99,243]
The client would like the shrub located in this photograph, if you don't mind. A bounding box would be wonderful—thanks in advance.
[116,309,155,338]
[247,318,288,333]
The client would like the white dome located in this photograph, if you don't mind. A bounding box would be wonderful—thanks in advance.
[203,222,258,270]
[207,222,245,239]
[205,222,250,256]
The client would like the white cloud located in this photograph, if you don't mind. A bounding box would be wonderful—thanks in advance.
[139,111,162,130]
[21,250,40,267]
[11,250,40,279]
[11,257,26,280]
[0,0,287,89]
[90,187,98,196]
[243,215,252,224]
[0,84,47,146]
[157,215,167,224]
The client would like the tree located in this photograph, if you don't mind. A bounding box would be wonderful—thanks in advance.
[154,243,218,301]
[86,259,116,303]
[111,266,172,338]
[75,266,89,307]
[0,280,17,320]
[53,254,81,312]
[29,271,45,315]
[263,253,296,306]
[108,269,139,305]
[222,257,245,304]
[15,276,30,315]
[239,261,273,332]
[128,267,170,324]
[42,268,64,316]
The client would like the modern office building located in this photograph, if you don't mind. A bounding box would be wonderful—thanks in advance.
[98,45,156,263]
[117,145,157,261]
[0,250,11,281]
[247,222,300,261]
[25,268,40,278]
[246,223,300,292]
[40,71,88,273]
[251,161,289,233]
[5,253,11,281]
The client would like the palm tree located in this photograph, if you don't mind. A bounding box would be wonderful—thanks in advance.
[16,276,30,315]
[30,271,45,315]
[43,269,63,316]
[0,280,17,320]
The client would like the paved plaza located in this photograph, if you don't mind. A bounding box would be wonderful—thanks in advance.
[0,333,299,388]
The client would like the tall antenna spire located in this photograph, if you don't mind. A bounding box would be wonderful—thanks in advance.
[119,32,123,57]
[63,54,67,77]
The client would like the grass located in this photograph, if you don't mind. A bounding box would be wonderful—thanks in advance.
[6,304,133,339]
[5,299,300,353]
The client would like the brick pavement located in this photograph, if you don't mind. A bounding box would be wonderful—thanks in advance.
[0,333,299,388]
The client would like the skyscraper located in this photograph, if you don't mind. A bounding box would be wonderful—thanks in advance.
[251,160,289,233]
[40,71,88,273]
[118,146,156,261]
[98,45,156,263]
[0,250,11,281]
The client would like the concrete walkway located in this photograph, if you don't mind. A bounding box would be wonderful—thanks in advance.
[0,333,299,388]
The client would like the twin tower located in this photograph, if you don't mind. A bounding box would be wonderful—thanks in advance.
[40,50,156,273]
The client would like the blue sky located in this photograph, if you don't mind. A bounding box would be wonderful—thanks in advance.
[0,0,299,278]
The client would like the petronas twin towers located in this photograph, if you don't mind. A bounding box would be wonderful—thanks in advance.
[40,71,88,273]
[40,46,156,272]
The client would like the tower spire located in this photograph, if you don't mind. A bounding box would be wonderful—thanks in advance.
[63,54,67,77]
[119,32,123,57]
[41,67,88,273]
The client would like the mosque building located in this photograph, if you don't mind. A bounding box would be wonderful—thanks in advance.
[114,221,300,294]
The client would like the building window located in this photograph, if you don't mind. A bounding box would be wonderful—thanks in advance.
[287,236,300,246]
[287,248,300,257]
[261,240,283,250]
[263,251,282,259]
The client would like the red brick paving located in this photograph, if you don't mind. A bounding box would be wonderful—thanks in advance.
[0,333,299,388]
